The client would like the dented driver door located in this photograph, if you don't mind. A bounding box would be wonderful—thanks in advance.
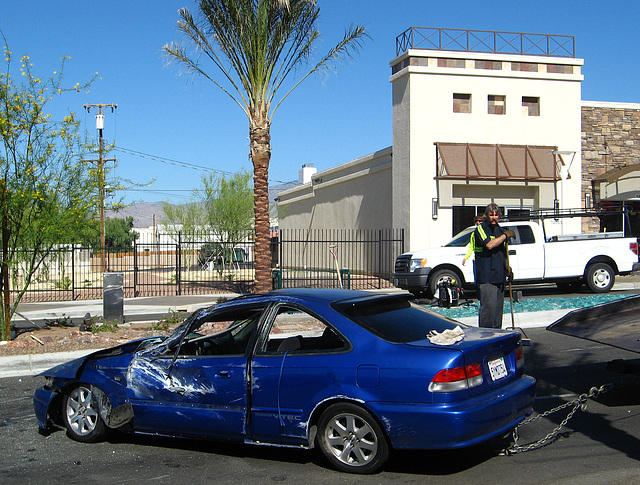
[126,305,266,439]
[126,352,248,439]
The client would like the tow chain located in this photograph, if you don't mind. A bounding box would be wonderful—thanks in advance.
[501,383,614,455]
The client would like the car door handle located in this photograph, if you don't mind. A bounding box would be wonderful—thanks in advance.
[215,371,231,379]
[509,249,516,255]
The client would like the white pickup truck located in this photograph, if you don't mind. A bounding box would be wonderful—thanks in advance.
[393,209,640,297]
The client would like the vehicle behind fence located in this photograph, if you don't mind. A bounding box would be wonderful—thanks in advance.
[10,228,404,303]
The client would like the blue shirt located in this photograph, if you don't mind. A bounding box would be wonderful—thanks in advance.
[473,221,507,284]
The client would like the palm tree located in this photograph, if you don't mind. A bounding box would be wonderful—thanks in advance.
[163,0,368,293]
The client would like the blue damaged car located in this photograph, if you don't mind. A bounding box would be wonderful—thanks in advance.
[33,289,535,474]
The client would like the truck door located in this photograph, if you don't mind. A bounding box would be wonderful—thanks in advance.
[502,224,544,280]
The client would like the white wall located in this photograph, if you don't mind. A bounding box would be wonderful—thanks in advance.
[277,148,393,231]
[391,50,584,248]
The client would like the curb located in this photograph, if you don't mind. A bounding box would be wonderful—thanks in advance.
[0,349,99,379]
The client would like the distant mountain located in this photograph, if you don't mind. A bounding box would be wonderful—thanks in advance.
[106,202,166,228]
[109,183,299,228]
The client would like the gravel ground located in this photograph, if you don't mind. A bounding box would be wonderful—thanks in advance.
[0,324,173,357]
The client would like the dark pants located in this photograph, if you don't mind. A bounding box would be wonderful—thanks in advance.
[478,282,505,328]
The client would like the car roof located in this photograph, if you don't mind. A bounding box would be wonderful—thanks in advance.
[216,288,400,308]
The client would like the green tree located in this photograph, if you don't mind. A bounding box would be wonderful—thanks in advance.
[161,200,204,271]
[0,39,98,339]
[104,217,139,249]
[163,0,367,292]
[198,170,254,244]
[162,170,254,273]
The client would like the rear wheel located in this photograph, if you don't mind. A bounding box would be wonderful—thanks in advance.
[63,384,107,442]
[317,403,389,474]
[585,263,614,293]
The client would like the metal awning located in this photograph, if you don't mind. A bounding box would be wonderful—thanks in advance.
[435,142,562,181]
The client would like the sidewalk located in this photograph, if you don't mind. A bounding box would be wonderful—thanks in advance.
[3,275,640,379]
[12,293,239,330]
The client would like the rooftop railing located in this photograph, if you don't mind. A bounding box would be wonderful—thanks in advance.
[396,27,575,58]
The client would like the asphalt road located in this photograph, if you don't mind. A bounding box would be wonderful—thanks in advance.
[1,327,639,484]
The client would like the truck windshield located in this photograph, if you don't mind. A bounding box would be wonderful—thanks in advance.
[445,226,475,247]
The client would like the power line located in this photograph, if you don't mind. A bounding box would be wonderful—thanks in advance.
[114,146,224,174]
[123,188,193,200]
[114,145,301,186]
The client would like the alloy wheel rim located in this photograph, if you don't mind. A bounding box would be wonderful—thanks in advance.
[67,387,99,436]
[325,412,378,466]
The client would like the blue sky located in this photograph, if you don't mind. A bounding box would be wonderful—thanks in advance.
[2,0,638,204]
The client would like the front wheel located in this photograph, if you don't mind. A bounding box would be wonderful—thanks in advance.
[317,403,389,474]
[585,263,615,293]
[428,269,463,298]
[63,384,107,442]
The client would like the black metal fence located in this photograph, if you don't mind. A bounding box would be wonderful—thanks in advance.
[396,27,575,58]
[275,228,405,290]
[9,228,404,302]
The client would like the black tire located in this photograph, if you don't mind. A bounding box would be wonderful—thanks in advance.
[317,403,389,474]
[428,268,463,298]
[62,384,107,443]
[585,262,615,293]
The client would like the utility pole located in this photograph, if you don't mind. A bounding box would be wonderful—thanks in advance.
[83,103,117,272]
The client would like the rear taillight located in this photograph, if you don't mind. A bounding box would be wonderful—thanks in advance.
[515,344,525,370]
[631,242,638,256]
[429,363,483,392]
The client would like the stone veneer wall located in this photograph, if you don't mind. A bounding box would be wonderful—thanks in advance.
[581,104,640,233]
[582,104,640,196]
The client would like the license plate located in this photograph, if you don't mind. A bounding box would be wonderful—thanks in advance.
[488,356,507,381]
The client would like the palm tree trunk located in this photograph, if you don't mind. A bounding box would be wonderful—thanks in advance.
[250,116,272,293]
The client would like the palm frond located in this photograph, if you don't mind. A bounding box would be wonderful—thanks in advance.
[163,0,367,122]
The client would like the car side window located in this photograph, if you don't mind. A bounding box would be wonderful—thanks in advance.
[178,307,264,357]
[261,306,347,354]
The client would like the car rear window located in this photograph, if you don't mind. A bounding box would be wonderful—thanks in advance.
[333,297,461,343]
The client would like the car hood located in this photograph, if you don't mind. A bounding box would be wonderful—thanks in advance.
[38,339,148,379]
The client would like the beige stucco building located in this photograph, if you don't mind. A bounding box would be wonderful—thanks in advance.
[276,28,640,249]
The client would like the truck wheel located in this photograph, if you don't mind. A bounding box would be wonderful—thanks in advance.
[585,263,614,293]
[428,269,462,298]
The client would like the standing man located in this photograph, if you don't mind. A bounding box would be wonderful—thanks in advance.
[473,204,515,328]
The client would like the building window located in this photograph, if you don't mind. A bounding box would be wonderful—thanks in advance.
[475,60,502,70]
[438,58,465,68]
[488,95,506,115]
[546,64,573,74]
[453,93,471,113]
[522,96,540,116]
[511,62,538,72]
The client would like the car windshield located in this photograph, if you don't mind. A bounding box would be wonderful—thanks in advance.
[445,226,475,247]
[333,296,462,343]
